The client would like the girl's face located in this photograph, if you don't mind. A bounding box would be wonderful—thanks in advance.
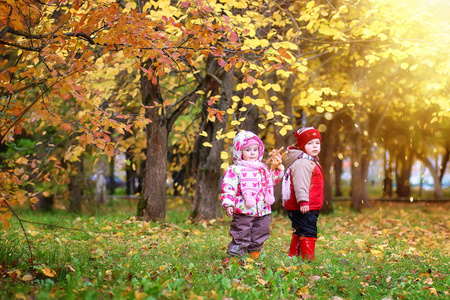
[242,145,259,162]
[304,138,321,157]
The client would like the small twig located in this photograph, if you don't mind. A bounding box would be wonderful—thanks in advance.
[3,200,34,265]
[20,219,96,237]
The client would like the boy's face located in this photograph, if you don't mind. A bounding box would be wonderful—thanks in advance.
[304,138,321,157]
[242,145,259,162]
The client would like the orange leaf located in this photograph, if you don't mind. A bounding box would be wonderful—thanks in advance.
[41,268,56,277]
[105,144,115,157]
[2,218,10,230]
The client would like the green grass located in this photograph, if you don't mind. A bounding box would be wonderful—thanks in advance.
[1,198,449,299]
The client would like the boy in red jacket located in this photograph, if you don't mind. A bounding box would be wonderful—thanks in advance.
[281,127,323,260]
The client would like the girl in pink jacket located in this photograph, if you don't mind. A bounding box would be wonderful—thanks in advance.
[221,131,284,258]
[282,127,323,260]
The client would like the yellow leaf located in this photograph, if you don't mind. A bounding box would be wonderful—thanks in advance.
[378,33,387,41]
[220,152,228,159]
[202,142,213,147]
[21,274,34,281]
[200,131,208,137]
[297,286,309,295]
[242,96,252,105]
[257,278,268,285]
[400,63,409,70]
[225,131,236,139]
[354,239,366,249]
[135,292,148,300]
[14,293,27,300]
[29,197,39,204]
[370,249,383,257]
[41,268,56,277]
[28,230,39,237]
[271,84,281,92]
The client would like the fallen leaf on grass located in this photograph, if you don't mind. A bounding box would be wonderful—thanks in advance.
[257,278,268,285]
[14,293,27,300]
[297,286,308,295]
[135,291,148,300]
[41,268,56,277]
[21,274,34,281]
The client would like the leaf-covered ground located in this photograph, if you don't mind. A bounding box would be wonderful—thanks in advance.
[1,199,449,299]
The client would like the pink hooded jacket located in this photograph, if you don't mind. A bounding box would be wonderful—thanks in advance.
[221,131,284,217]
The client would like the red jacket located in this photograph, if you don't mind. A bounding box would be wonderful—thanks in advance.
[282,148,324,211]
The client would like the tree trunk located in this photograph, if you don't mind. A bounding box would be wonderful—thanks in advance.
[125,148,138,195]
[68,160,84,213]
[395,142,413,198]
[190,67,232,221]
[416,152,443,199]
[334,156,343,197]
[137,68,167,221]
[383,149,393,197]
[34,194,54,211]
[318,117,339,213]
[108,155,116,195]
[350,131,371,211]
[439,148,449,183]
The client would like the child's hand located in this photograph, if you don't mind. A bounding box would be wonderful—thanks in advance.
[270,154,282,170]
[300,205,310,214]
[226,207,234,218]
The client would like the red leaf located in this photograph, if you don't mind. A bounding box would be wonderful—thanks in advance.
[216,112,224,122]
[246,75,255,86]
[229,31,239,43]
[218,58,227,67]
[181,1,191,8]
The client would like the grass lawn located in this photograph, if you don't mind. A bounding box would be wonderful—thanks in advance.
[1,198,449,299]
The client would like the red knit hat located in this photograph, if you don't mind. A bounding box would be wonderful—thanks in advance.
[294,127,321,151]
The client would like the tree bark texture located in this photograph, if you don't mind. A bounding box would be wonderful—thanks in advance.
[190,66,232,221]
[350,130,371,211]
[68,160,84,213]
[416,152,443,199]
[395,142,413,198]
[318,117,339,213]
[334,156,343,197]
[137,68,167,221]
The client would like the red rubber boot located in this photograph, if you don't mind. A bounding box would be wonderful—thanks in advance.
[299,237,316,260]
[288,234,300,257]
